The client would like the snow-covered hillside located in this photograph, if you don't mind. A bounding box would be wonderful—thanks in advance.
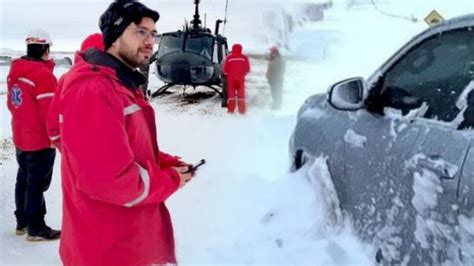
[1,0,473,265]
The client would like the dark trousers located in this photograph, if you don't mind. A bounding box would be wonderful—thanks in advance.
[15,148,56,232]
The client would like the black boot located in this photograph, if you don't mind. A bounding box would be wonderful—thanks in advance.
[27,225,61,241]
[15,223,27,236]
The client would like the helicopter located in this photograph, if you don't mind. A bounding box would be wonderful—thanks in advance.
[145,0,229,105]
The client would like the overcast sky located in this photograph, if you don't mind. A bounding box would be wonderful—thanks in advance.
[1,0,473,52]
[0,0,298,51]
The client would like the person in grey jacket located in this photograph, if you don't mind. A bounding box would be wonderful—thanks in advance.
[266,46,285,110]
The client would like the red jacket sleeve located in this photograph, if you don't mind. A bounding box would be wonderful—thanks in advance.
[34,68,57,124]
[47,76,64,149]
[159,151,181,168]
[61,77,179,207]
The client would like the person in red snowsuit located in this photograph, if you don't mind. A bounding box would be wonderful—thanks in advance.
[6,28,61,241]
[58,1,194,265]
[223,43,251,114]
[46,33,104,151]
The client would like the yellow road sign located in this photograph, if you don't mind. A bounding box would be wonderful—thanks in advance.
[424,10,444,26]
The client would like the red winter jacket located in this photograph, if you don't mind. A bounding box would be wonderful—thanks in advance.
[223,44,250,82]
[58,53,182,265]
[7,57,57,151]
[46,75,64,149]
[46,53,85,150]
[47,33,104,150]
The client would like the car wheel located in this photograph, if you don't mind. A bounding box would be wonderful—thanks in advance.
[293,149,307,171]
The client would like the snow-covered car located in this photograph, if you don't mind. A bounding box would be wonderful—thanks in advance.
[289,14,474,264]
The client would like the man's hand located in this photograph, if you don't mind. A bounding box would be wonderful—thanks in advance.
[172,166,194,188]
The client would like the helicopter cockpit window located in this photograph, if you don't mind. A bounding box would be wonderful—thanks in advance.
[186,35,213,60]
[157,35,182,58]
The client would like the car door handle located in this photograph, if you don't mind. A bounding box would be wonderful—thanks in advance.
[417,154,459,180]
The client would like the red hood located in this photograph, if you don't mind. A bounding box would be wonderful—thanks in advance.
[74,33,104,64]
[9,58,55,81]
[73,52,86,65]
[73,52,83,65]
[231,44,243,55]
[80,33,104,52]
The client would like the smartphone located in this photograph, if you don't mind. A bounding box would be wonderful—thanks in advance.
[184,159,206,173]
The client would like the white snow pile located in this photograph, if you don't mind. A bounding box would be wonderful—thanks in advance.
[407,153,459,180]
[458,214,474,262]
[384,102,429,121]
[301,106,325,120]
[308,156,345,237]
[452,80,474,127]
[343,129,367,148]
[406,153,472,264]
[2,0,474,265]
[412,169,442,216]
[233,156,372,265]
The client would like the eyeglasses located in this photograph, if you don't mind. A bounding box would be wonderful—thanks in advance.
[131,27,158,41]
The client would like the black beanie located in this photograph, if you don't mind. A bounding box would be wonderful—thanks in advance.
[99,0,160,50]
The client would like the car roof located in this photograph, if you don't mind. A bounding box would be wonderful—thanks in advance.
[368,13,474,84]
[431,13,474,32]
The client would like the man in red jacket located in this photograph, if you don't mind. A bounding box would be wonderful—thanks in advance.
[223,43,251,114]
[47,33,105,151]
[58,1,194,265]
[7,29,61,241]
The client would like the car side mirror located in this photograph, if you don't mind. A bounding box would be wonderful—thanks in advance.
[328,77,365,110]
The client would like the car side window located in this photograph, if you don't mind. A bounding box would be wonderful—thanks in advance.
[377,29,474,124]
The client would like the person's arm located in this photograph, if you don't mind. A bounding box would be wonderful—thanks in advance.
[47,76,64,150]
[159,151,182,168]
[266,60,272,80]
[35,69,57,124]
[61,77,180,207]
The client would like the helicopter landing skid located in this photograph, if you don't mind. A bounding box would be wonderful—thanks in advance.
[150,84,173,98]
[150,84,224,98]
[207,85,224,97]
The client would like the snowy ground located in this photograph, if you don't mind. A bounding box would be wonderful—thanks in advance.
[1,1,473,265]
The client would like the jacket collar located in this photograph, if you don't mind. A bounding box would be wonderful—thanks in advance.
[83,49,146,91]
[19,56,55,70]
[21,55,44,62]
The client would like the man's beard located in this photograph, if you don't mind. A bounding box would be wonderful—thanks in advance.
[118,41,150,68]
